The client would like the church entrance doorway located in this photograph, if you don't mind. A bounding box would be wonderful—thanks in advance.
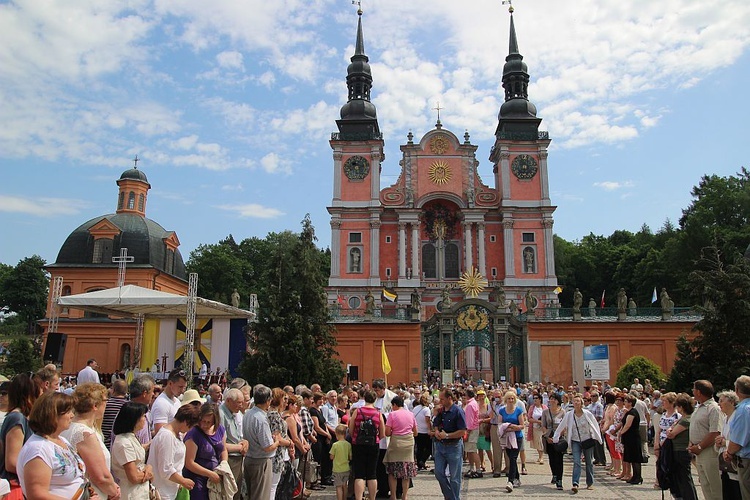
[421,300,526,385]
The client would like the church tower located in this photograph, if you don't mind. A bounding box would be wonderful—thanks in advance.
[328,8,386,306]
[489,6,558,305]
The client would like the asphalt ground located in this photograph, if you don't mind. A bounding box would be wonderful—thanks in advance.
[309,449,706,499]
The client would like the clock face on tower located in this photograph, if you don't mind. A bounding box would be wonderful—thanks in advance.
[343,155,370,180]
[511,154,538,180]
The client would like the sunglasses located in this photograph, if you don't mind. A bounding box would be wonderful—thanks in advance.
[0,392,7,396]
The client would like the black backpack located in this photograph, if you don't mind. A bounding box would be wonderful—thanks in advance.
[357,411,377,446]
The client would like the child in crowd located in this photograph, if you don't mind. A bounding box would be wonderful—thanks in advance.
[329,424,352,500]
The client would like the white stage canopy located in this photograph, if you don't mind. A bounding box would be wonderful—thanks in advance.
[58,284,254,320]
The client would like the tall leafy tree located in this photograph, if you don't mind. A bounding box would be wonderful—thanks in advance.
[238,216,344,389]
[668,247,750,391]
[186,236,252,304]
[0,255,48,335]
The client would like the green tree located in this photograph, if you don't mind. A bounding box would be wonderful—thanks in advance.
[186,236,252,304]
[615,355,666,390]
[238,216,344,389]
[0,256,48,335]
[3,336,42,376]
[668,247,750,391]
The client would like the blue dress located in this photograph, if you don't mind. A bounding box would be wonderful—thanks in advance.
[499,406,524,439]
[183,425,226,500]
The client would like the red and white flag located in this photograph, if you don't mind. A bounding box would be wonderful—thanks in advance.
[600,290,606,308]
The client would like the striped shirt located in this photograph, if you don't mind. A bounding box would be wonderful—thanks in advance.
[102,396,128,450]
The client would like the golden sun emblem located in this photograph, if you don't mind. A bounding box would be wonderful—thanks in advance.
[430,135,449,155]
[457,305,489,331]
[429,160,452,185]
[458,267,488,298]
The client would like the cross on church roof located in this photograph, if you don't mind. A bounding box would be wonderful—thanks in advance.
[433,101,443,128]
[132,155,140,168]
[351,0,362,15]
[113,247,134,287]
[502,0,515,13]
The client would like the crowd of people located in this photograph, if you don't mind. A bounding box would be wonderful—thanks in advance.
[0,360,748,500]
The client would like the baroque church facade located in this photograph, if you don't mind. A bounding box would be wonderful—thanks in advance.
[327,9,559,384]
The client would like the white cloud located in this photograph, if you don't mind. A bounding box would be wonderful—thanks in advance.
[221,184,244,191]
[216,203,285,219]
[0,195,90,217]
[216,51,244,70]
[593,181,635,191]
[259,153,292,175]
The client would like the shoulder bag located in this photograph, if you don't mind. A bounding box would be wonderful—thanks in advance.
[573,412,597,449]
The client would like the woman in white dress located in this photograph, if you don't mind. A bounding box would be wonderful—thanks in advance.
[112,402,153,499]
[61,383,120,499]
[148,403,202,500]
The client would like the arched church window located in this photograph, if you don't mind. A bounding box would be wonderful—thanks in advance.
[422,243,436,279]
[92,238,114,264]
[127,192,136,209]
[523,246,536,273]
[349,247,362,273]
[138,194,145,212]
[118,192,124,210]
[444,242,460,278]
[61,285,71,315]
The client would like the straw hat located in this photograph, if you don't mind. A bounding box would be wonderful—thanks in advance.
[181,389,203,405]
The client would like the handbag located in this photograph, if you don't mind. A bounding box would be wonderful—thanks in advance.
[175,487,190,500]
[553,439,568,453]
[573,411,597,449]
[719,453,739,474]
[149,482,161,500]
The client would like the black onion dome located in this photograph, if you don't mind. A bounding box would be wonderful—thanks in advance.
[499,98,538,118]
[51,212,186,280]
[119,168,149,184]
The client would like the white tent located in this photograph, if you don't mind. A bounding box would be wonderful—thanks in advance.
[57,284,254,319]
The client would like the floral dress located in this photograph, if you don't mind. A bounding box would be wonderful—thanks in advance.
[268,410,290,474]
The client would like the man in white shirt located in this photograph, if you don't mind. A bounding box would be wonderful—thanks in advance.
[151,369,187,434]
[77,358,100,385]
[206,383,223,404]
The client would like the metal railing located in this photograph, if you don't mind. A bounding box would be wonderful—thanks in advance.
[520,306,699,321]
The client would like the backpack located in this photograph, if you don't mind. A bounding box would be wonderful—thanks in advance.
[357,409,378,446]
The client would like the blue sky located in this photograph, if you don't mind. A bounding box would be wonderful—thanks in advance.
[2,0,750,267]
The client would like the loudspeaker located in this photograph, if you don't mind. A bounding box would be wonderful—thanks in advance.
[43,333,67,364]
[348,365,359,381]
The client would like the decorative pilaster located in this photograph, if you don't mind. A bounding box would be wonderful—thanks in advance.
[463,221,473,272]
[398,222,407,278]
[332,150,343,200]
[542,218,555,278]
[330,219,342,277]
[369,219,381,279]
[539,149,550,202]
[477,222,486,277]
[500,150,511,199]
[371,151,382,201]
[411,224,420,279]
[502,219,515,278]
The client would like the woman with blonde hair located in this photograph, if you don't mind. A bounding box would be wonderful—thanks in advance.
[60,382,120,499]
[497,390,526,492]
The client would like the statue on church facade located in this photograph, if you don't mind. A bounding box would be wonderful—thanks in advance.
[573,288,583,313]
[410,289,421,313]
[617,288,627,314]
[523,247,535,273]
[508,299,518,315]
[524,289,537,313]
[588,298,597,317]
[364,290,375,315]
[438,286,451,312]
[231,288,240,308]
[628,298,637,316]
[660,288,674,313]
